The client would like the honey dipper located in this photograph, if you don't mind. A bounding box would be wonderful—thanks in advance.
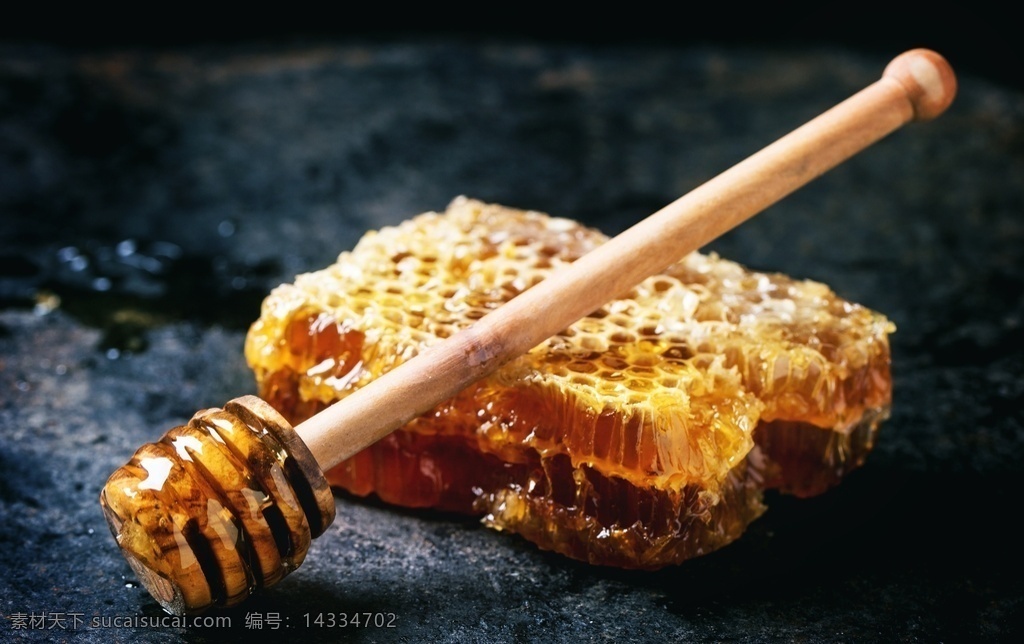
[100,49,956,615]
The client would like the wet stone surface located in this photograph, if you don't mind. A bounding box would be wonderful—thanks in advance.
[1,41,1023,641]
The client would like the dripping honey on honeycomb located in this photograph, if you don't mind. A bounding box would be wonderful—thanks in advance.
[244,197,893,569]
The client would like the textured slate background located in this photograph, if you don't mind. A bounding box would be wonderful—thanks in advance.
[1,29,1022,642]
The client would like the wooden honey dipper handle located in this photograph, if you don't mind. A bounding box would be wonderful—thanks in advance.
[101,49,954,615]
[297,48,956,470]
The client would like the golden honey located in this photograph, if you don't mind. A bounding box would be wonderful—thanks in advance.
[100,396,335,614]
[246,197,893,569]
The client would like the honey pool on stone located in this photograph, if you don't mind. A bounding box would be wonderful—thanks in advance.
[245,197,893,569]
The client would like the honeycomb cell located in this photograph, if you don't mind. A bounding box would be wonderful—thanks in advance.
[245,197,893,569]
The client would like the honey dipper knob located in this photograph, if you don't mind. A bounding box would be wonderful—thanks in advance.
[882,49,957,121]
[100,396,334,615]
[101,49,954,614]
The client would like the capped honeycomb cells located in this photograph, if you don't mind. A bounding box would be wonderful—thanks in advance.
[245,197,893,569]
[100,396,335,614]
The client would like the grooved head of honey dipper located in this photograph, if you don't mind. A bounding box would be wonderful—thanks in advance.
[100,396,335,614]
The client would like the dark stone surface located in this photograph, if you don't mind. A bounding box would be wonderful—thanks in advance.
[1,38,1022,642]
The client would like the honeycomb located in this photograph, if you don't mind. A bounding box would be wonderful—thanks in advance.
[245,197,893,569]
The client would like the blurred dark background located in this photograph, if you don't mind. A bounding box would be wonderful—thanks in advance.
[3,8,1020,90]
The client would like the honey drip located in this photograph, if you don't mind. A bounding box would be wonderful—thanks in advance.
[246,198,893,569]
[100,396,335,614]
